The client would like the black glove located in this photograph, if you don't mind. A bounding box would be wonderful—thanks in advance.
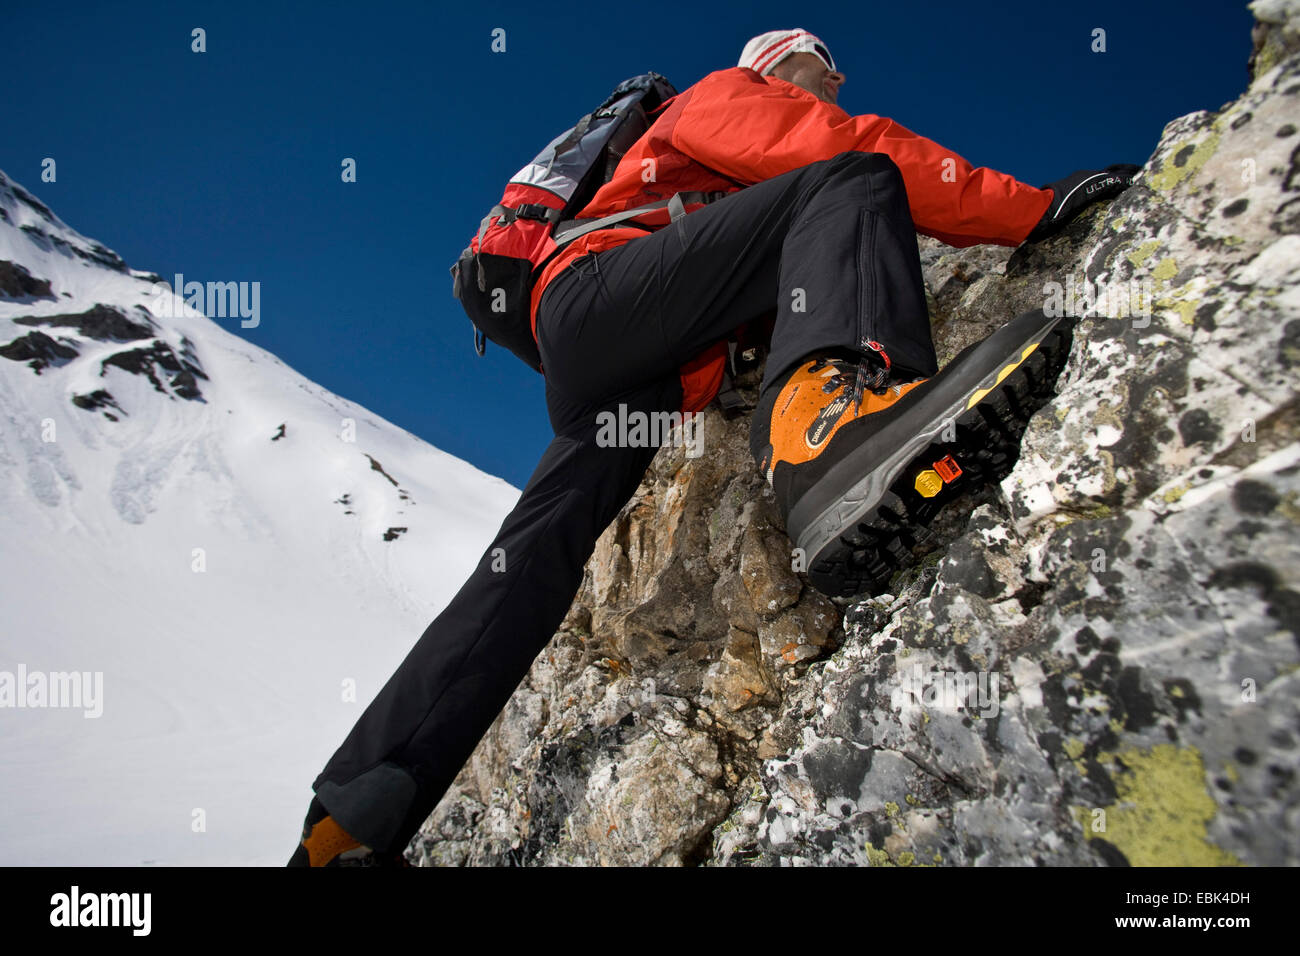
[1024,164,1141,243]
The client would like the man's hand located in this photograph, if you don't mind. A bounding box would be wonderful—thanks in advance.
[1023,164,1142,243]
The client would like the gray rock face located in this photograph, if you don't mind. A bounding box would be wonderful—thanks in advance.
[411,2,1300,866]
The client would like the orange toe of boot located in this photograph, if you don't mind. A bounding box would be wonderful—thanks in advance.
[302,814,366,867]
[288,796,369,867]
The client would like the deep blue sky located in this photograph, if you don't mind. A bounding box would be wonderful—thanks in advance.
[5,0,1255,488]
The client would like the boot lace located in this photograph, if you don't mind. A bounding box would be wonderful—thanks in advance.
[809,341,893,415]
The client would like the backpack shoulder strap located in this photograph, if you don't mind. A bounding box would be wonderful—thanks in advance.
[552,190,727,246]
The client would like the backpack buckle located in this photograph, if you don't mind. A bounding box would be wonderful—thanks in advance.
[513,203,558,223]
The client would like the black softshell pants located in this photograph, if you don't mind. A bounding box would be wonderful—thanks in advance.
[311,151,938,854]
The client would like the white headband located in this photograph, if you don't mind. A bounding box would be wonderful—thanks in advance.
[738,29,836,76]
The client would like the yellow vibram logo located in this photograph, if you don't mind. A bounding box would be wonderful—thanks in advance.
[965,344,1039,410]
[914,469,943,498]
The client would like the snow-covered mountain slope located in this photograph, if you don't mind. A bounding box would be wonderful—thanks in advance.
[0,169,521,865]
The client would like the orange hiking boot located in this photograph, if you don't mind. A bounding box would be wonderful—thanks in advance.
[287,796,412,867]
[752,309,1076,597]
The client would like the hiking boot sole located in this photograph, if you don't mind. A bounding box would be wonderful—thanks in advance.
[787,309,1076,598]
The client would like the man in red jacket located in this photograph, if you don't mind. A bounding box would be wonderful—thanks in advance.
[530,27,1137,595]
[291,29,1138,865]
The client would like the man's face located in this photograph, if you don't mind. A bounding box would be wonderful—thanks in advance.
[768,52,845,105]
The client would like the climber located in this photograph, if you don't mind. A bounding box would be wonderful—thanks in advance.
[290,28,1139,866]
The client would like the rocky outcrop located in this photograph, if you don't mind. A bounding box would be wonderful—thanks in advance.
[70,388,125,421]
[0,260,54,300]
[12,303,154,341]
[99,341,208,400]
[0,330,77,374]
[2,304,210,404]
[411,0,1300,866]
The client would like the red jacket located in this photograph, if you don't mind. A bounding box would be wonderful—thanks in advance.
[530,66,1053,415]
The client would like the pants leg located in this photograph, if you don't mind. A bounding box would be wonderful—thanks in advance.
[311,374,683,854]
[533,149,937,410]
